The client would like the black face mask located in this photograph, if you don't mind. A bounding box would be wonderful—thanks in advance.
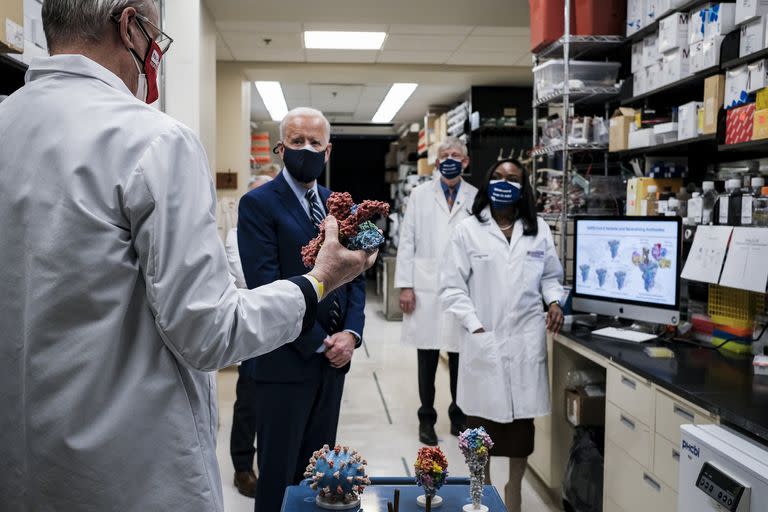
[282,146,326,183]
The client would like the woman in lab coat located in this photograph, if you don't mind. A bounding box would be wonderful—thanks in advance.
[439,159,564,512]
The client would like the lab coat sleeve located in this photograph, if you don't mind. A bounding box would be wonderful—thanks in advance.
[123,124,312,372]
[541,222,565,306]
[439,226,484,334]
[394,190,416,289]
[224,228,247,289]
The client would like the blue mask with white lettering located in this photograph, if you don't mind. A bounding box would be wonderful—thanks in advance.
[487,180,522,208]
[438,158,463,179]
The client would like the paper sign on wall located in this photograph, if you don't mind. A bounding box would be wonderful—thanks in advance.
[681,225,733,284]
[719,228,768,293]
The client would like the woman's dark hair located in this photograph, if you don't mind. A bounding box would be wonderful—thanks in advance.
[470,158,538,236]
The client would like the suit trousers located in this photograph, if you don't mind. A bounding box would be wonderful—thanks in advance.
[252,361,345,512]
[230,366,260,472]
[417,349,465,427]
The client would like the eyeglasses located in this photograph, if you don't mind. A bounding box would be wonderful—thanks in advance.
[112,11,174,55]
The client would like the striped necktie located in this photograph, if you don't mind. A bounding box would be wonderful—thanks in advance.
[305,189,342,333]
[446,186,456,211]
[305,189,325,228]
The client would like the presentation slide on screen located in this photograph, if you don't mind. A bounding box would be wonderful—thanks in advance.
[575,220,678,306]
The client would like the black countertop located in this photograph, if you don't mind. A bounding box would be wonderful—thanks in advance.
[560,329,768,445]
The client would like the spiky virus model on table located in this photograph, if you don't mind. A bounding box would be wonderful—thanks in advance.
[301,192,390,268]
[304,444,370,508]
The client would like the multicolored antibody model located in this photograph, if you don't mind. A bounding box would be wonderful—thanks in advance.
[458,427,494,512]
[632,244,671,292]
[304,444,370,509]
[414,446,449,508]
[301,192,390,267]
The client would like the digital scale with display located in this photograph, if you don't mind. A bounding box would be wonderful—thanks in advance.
[679,425,768,512]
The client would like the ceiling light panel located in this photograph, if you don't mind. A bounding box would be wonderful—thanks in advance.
[303,31,386,50]
[372,83,418,124]
[254,81,288,121]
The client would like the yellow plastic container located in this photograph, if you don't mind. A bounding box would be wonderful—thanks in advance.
[708,284,764,329]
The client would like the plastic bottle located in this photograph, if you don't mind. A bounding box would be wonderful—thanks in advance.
[687,192,703,225]
[743,177,765,226]
[716,179,742,226]
[754,186,768,227]
[676,187,690,218]
[702,181,717,224]
[666,197,680,216]
[642,185,658,216]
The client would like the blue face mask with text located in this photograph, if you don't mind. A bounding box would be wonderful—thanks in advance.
[487,180,522,208]
[438,158,463,179]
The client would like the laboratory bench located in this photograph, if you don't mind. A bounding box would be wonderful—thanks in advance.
[529,330,768,512]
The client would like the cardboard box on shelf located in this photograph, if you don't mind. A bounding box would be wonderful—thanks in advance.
[626,177,685,215]
[0,0,23,53]
[659,12,690,52]
[702,35,725,70]
[609,107,636,152]
[704,74,727,133]
[417,158,434,176]
[631,41,644,72]
[689,40,705,73]
[642,33,660,68]
[748,59,768,92]
[662,46,690,84]
[679,101,704,139]
[725,65,750,109]
[627,0,644,36]
[646,0,661,26]
[653,121,679,144]
[628,127,658,148]
[736,0,768,25]
[689,4,708,44]
[739,16,767,57]
[725,102,756,144]
[566,387,606,427]
[706,3,737,39]
[758,87,768,109]
[633,70,647,96]
[753,108,768,139]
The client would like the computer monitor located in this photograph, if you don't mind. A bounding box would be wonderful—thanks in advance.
[572,216,682,326]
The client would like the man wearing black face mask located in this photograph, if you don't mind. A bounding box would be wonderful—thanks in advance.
[234,107,366,511]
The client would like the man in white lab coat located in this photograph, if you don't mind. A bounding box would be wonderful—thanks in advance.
[395,137,478,445]
[0,2,375,511]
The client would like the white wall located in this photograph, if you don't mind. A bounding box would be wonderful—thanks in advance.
[199,4,217,170]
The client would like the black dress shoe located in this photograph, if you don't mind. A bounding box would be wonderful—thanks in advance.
[419,423,438,446]
[234,470,257,498]
[450,423,466,437]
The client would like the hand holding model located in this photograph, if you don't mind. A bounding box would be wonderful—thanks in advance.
[308,215,379,295]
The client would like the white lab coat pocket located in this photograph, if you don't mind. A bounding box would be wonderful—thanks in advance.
[457,331,510,421]
[413,257,437,292]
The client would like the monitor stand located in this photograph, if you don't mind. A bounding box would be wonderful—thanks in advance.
[591,317,662,343]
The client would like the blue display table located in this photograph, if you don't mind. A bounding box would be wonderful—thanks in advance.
[280,481,506,512]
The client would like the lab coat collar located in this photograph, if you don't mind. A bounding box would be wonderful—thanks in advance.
[479,206,524,250]
[433,177,468,217]
[26,55,133,98]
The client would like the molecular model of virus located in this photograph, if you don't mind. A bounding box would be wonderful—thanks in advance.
[579,264,591,283]
[301,192,390,268]
[596,268,608,287]
[608,240,620,259]
[304,444,371,507]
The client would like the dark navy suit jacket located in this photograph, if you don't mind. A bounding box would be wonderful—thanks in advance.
[237,172,366,382]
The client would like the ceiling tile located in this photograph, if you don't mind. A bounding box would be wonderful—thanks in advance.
[282,83,311,102]
[217,21,302,33]
[377,50,454,64]
[383,34,466,52]
[231,47,305,62]
[309,84,364,114]
[459,35,528,52]
[471,26,530,37]
[302,22,389,32]
[388,24,474,36]
[216,34,234,60]
[304,50,378,63]
[446,51,520,66]
[221,31,303,50]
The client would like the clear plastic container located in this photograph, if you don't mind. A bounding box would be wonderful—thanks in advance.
[702,181,717,225]
[742,177,765,226]
[754,186,768,227]
[533,59,621,98]
[687,192,703,225]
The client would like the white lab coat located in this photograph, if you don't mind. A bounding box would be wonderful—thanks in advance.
[0,55,309,511]
[439,210,564,422]
[225,227,247,288]
[395,178,478,351]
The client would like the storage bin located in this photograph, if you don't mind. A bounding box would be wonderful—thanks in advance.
[529,0,625,52]
[533,59,621,98]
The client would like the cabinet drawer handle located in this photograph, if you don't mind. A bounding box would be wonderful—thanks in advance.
[620,414,636,430]
[621,376,637,390]
[672,449,680,461]
[673,405,695,422]
[643,473,662,492]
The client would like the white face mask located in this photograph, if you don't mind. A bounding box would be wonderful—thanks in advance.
[129,50,147,103]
